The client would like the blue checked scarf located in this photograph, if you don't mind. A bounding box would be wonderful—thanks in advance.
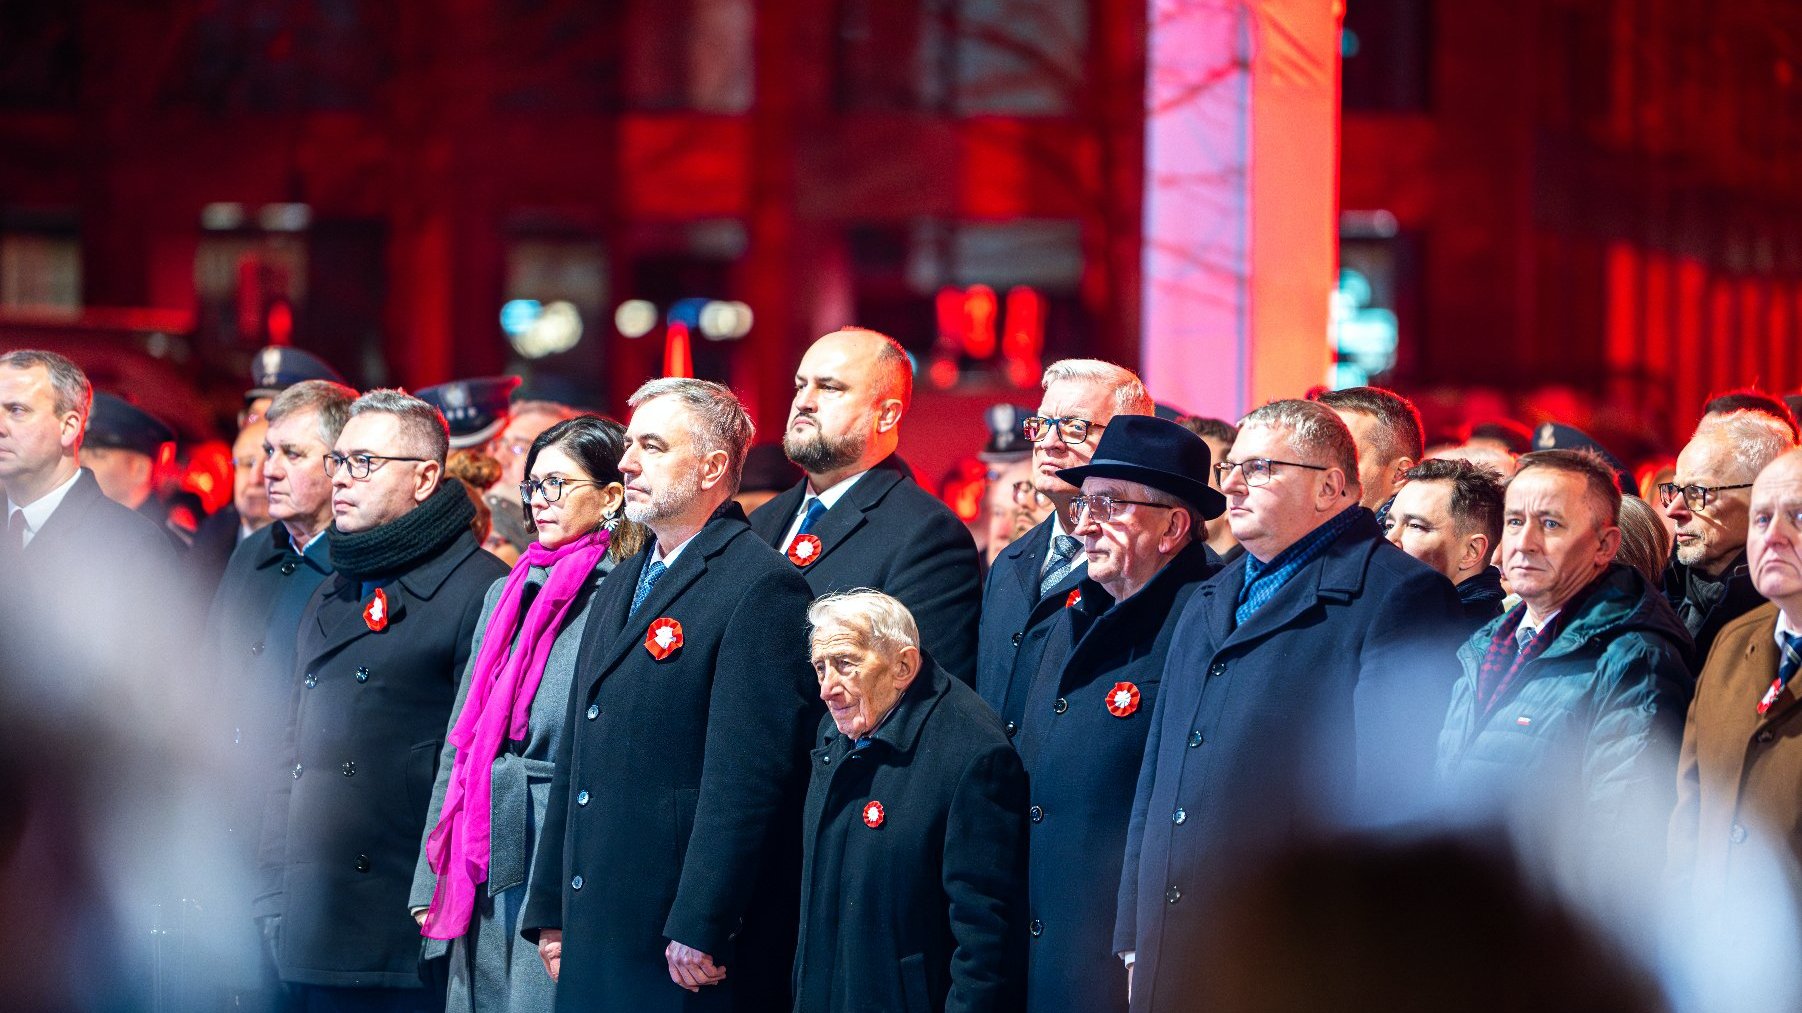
[1235,505,1362,627]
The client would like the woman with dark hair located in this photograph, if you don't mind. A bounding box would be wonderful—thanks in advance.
[409,415,642,1013]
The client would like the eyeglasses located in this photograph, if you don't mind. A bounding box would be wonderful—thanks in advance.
[520,476,606,505]
[1011,481,1051,509]
[1213,458,1329,487]
[322,452,429,480]
[1657,482,1753,511]
[1023,415,1107,445]
[1070,494,1176,525]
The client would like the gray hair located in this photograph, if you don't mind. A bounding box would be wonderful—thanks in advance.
[1041,359,1154,417]
[628,377,755,494]
[807,589,921,657]
[266,379,357,447]
[1238,399,1360,489]
[348,388,451,465]
[1692,409,1797,480]
[0,349,92,420]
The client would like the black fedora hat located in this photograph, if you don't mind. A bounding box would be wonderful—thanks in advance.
[1055,415,1226,520]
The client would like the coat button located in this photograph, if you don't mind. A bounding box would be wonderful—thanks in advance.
[1165,886,1181,904]
[341,761,356,777]
[1029,805,1044,823]
[354,854,370,873]
[577,790,590,806]
[291,763,303,779]
[1053,698,1068,715]
[1005,721,1018,738]
[1011,632,1023,647]
[303,673,317,689]
[1208,663,1226,678]
[821,754,832,765]
[280,561,297,576]
[355,666,370,683]
[1172,808,1187,825]
[1758,730,1775,744]
[1029,919,1044,937]
[586,704,600,720]
[1188,730,1204,748]
[250,641,264,656]
[571,874,585,891]
[1730,823,1748,844]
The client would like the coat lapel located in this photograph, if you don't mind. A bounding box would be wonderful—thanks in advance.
[801,460,907,570]
[1221,518,1373,652]
[1006,517,1055,602]
[20,468,104,561]
[750,482,807,549]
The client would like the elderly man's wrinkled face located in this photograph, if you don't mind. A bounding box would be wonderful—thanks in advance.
[1501,468,1620,615]
[1032,378,1118,500]
[265,410,335,529]
[330,412,436,533]
[1071,476,1182,596]
[813,621,919,740]
[1663,434,1753,577]
[1748,453,1802,604]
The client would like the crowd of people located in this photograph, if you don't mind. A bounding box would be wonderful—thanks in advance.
[3,330,1802,1013]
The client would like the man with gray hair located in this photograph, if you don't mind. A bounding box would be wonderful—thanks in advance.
[1661,409,1798,662]
[1117,399,1462,1013]
[259,388,506,1010]
[794,589,1027,1013]
[523,377,819,1011]
[978,358,1155,740]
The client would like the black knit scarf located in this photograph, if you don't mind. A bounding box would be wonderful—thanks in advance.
[328,481,476,581]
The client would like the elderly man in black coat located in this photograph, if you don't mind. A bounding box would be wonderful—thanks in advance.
[978,359,1154,739]
[521,378,819,1013]
[750,327,982,682]
[795,590,1027,1013]
[257,389,507,1011]
[1116,399,1464,1013]
[1014,416,1222,1013]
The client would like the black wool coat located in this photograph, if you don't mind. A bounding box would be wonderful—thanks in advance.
[795,661,1028,1013]
[521,503,821,1013]
[1115,510,1464,1013]
[1015,541,1218,1013]
[976,516,1085,739]
[749,454,983,683]
[258,528,505,989]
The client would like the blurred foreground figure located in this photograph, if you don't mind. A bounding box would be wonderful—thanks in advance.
[1438,450,1692,878]
[258,390,506,1011]
[794,591,1027,1013]
[751,327,982,682]
[1194,833,1668,1013]
[1117,399,1462,1013]
[522,378,817,1012]
[1017,417,1222,1013]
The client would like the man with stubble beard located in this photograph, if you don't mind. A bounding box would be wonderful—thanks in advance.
[749,327,983,681]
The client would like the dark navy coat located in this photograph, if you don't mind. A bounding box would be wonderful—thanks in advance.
[521,503,820,1013]
[1015,542,1217,1013]
[749,454,982,683]
[795,661,1028,1013]
[1115,510,1463,1013]
[259,527,505,989]
[976,516,1086,739]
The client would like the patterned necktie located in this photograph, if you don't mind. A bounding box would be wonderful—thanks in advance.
[629,559,667,618]
[791,498,827,546]
[1040,534,1082,598]
[4,508,24,553]
[1764,632,1802,715]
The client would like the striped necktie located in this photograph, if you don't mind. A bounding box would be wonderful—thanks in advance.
[1039,534,1082,598]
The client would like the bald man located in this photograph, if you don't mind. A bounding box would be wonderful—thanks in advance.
[750,327,983,681]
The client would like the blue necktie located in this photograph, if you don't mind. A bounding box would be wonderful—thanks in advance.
[1779,632,1802,689]
[629,559,666,618]
[794,498,827,541]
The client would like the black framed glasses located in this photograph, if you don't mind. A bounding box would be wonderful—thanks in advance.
[1023,415,1106,445]
[1070,494,1176,525]
[1213,458,1328,487]
[520,476,606,505]
[1657,482,1753,511]
[1011,481,1051,509]
[322,452,429,480]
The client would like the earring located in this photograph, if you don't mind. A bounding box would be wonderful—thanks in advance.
[603,510,621,532]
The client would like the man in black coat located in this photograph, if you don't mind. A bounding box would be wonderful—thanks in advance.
[977,359,1154,740]
[258,390,506,1011]
[522,378,819,1013]
[1116,400,1464,1013]
[750,327,982,682]
[795,590,1027,1013]
[1014,416,1222,1013]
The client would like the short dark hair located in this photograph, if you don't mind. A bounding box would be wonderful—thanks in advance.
[1181,416,1238,446]
[523,414,644,558]
[1402,458,1504,549]
[1511,449,1622,529]
[1702,388,1800,441]
[1312,386,1425,465]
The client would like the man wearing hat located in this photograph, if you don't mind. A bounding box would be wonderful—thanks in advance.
[416,376,523,451]
[85,391,193,547]
[1013,415,1223,1013]
[244,345,348,431]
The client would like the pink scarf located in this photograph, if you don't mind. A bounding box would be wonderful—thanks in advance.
[422,528,609,938]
